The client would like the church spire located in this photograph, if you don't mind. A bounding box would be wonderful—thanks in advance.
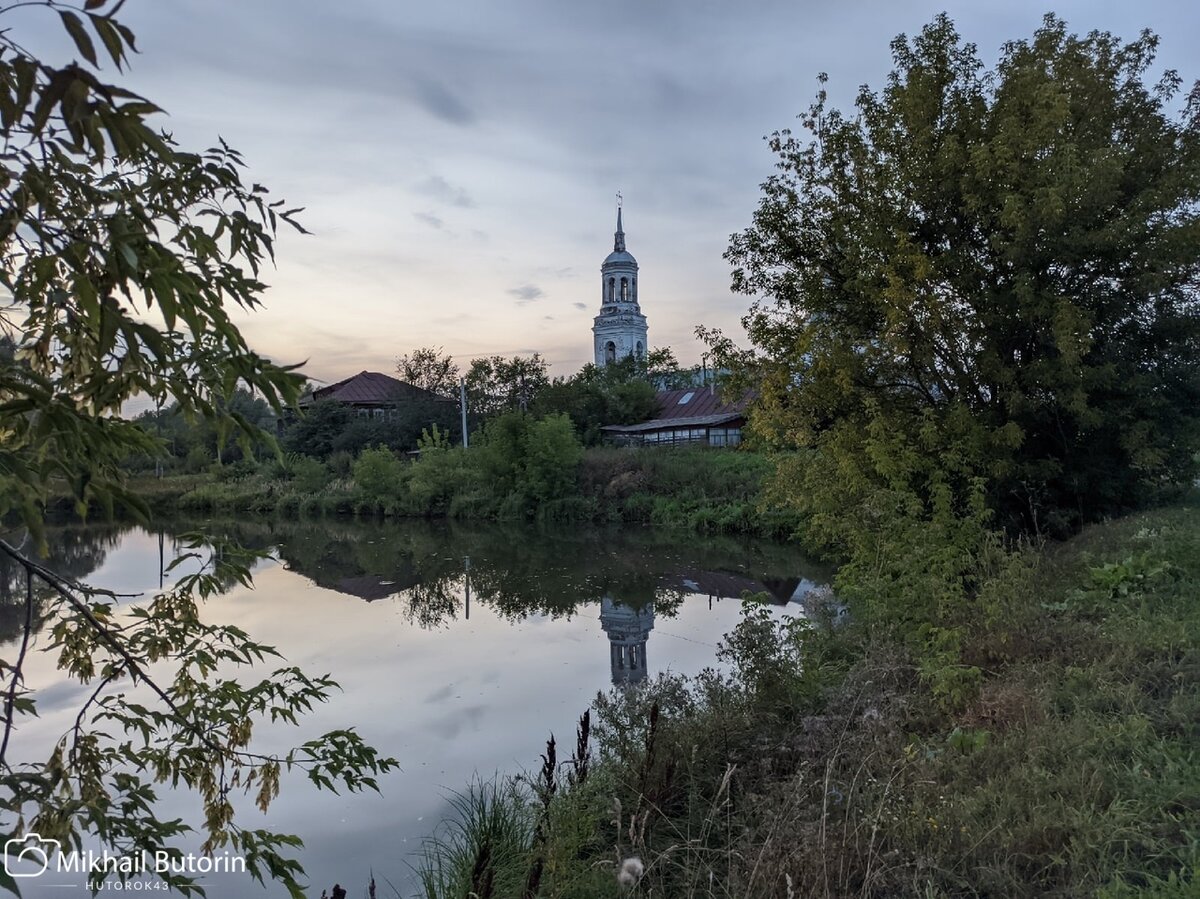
[593,196,647,367]
[614,193,625,252]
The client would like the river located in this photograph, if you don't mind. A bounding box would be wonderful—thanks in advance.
[1,517,827,896]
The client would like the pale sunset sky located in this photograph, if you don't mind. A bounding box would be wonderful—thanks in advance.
[15,0,1200,390]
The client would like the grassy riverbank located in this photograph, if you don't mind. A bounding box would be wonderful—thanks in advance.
[403,500,1199,898]
[125,445,800,538]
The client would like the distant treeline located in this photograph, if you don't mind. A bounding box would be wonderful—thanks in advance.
[126,348,704,473]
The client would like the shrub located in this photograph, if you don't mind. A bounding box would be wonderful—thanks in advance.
[352,446,408,501]
[408,446,479,515]
[327,450,355,479]
[521,414,583,504]
[291,456,329,494]
[184,444,212,473]
[214,457,260,482]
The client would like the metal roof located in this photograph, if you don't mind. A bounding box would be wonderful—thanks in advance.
[651,386,753,421]
[302,370,451,406]
[601,386,752,433]
[601,411,744,433]
[603,250,638,267]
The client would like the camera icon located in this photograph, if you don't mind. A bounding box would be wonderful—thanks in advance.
[4,833,60,877]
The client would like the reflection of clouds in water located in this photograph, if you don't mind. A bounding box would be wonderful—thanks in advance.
[424,683,456,703]
[23,678,89,716]
[425,704,488,741]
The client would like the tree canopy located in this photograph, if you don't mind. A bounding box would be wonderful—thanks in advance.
[0,8,306,543]
[0,3,393,893]
[463,353,550,421]
[396,345,460,398]
[721,14,1200,537]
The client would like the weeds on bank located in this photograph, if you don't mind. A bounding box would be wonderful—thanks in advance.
[400,504,1198,898]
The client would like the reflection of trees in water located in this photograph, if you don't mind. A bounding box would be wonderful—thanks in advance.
[0,523,128,643]
[255,518,829,629]
[164,520,282,596]
[17,516,832,638]
[0,520,285,643]
[266,520,686,625]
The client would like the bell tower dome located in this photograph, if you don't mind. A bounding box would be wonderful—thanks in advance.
[592,198,649,366]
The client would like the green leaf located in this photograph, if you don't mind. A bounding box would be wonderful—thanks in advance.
[88,14,126,70]
[0,862,23,896]
[59,12,98,67]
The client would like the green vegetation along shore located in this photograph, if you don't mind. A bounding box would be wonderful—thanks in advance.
[119,437,801,539]
[404,498,1199,898]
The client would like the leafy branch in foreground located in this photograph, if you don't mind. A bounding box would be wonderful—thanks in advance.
[0,533,397,896]
[0,1,396,894]
[1,532,403,892]
[0,0,306,549]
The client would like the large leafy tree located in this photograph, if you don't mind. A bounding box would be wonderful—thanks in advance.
[533,356,663,445]
[0,3,393,894]
[396,345,460,398]
[723,14,1200,537]
[463,353,549,422]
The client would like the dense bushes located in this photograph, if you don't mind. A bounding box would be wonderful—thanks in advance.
[351,447,409,501]
[148,415,785,536]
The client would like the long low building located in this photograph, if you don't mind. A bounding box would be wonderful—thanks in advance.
[601,386,752,447]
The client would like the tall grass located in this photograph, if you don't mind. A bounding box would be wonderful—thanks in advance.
[391,501,1199,898]
[412,780,537,899]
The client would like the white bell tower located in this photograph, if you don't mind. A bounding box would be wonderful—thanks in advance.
[592,196,649,366]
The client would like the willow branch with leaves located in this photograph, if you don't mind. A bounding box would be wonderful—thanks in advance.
[0,3,396,895]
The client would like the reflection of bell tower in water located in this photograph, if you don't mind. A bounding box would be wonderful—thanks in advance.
[599,597,655,685]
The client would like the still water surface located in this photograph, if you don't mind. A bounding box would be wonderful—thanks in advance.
[2,518,826,896]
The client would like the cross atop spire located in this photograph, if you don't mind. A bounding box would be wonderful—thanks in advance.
[614,192,625,252]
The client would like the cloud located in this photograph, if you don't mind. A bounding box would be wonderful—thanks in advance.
[415,175,476,208]
[413,78,475,125]
[507,284,544,304]
[106,0,1200,386]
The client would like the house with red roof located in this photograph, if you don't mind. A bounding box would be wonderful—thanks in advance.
[299,370,453,423]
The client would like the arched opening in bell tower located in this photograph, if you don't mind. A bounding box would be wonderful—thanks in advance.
[605,341,616,364]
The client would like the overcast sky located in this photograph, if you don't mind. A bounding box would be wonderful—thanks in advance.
[16,0,1200,385]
